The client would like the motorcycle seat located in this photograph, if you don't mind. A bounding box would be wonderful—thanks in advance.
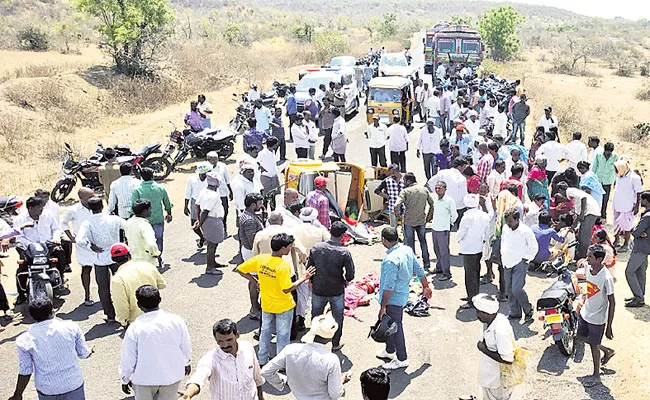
[537,280,573,309]
[114,144,131,153]
[0,196,20,210]
[200,127,222,136]
[137,143,161,155]
[261,91,276,99]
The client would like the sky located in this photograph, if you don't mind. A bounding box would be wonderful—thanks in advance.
[494,0,650,20]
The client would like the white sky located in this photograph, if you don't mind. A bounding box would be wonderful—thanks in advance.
[493,0,650,20]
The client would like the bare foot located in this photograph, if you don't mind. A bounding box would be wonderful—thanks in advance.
[601,349,616,366]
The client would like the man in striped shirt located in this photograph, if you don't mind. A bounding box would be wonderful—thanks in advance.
[108,163,139,219]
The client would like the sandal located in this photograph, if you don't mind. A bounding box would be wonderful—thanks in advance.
[84,299,95,307]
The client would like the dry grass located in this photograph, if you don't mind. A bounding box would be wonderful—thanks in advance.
[637,82,650,101]
[585,76,602,88]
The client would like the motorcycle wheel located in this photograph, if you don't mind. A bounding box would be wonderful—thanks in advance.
[217,142,234,160]
[51,179,75,203]
[30,279,53,302]
[143,156,172,181]
[556,330,575,356]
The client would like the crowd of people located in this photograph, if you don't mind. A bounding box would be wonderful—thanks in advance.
[1,57,649,400]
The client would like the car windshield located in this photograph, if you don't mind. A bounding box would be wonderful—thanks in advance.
[462,40,481,54]
[369,88,401,103]
[330,57,355,66]
[380,55,407,67]
[296,75,339,92]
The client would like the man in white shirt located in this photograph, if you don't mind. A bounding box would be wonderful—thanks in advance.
[537,131,567,181]
[330,109,347,162]
[120,285,191,399]
[257,137,281,210]
[538,106,558,133]
[587,136,603,164]
[365,114,389,167]
[493,105,508,139]
[198,94,213,129]
[253,100,272,133]
[417,82,431,122]
[473,293,517,400]
[262,313,348,399]
[425,89,441,127]
[436,62,446,83]
[457,194,490,309]
[500,207,538,321]
[561,184,601,259]
[427,157,469,223]
[207,152,233,237]
[388,116,408,173]
[303,110,319,160]
[487,160,506,198]
[417,118,442,180]
[62,188,96,306]
[611,163,643,252]
[185,163,210,248]
[460,64,472,79]
[291,113,310,159]
[108,163,139,219]
[180,319,264,400]
[231,165,257,213]
[247,84,260,102]
[464,111,480,139]
[564,131,588,170]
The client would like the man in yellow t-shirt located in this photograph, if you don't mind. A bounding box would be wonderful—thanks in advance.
[238,233,315,365]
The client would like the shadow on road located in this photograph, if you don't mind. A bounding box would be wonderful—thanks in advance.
[455,307,477,323]
[236,315,260,334]
[387,362,431,398]
[189,273,223,288]
[536,345,570,376]
[85,322,122,341]
[432,278,457,290]
[577,376,616,400]
[626,306,650,322]
[510,320,538,339]
[182,252,207,266]
[57,302,100,322]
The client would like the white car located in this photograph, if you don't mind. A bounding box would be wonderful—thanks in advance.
[327,56,357,68]
[379,53,416,78]
[295,70,360,116]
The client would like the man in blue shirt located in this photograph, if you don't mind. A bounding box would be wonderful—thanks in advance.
[532,212,564,264]
[286,85,298,139]
[242,118,269,152]
[376,227,432,370]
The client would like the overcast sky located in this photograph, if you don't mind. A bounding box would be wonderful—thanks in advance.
[495,0,650,20]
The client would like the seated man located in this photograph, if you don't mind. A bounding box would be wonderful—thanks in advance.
[531,212,565,265]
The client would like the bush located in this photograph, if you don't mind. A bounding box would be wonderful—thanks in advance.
[17,26,50,51]
[618,123,650,143]
[637,83,650,101]
[585,77,602,87]
[313,31,349,63]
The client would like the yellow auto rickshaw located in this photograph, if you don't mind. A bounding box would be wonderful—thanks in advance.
[284,160,388,222]
[366,77,414,128]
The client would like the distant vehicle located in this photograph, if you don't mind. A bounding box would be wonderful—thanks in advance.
[326,56,357,68]
[423,23,484,75]
[295,70,360,116]
[378,53,416,78]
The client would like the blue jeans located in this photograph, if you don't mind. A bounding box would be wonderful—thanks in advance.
[385,305,407,361]
[152,223,164,266]
[403,225,430,266]
[259,308,294,364]
[511,121,526,144]
[311,293,345,346]
[38,384,85,400]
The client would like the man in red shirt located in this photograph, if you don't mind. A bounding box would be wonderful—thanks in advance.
[500,164,525,200]
[305,176,331,229]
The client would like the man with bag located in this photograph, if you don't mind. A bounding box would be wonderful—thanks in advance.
[473,293,524,400]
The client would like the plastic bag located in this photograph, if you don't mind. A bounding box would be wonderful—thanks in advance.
[500,345,532,388]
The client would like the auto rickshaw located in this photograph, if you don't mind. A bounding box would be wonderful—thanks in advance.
[366,77,413,129]
[284,160,388,223]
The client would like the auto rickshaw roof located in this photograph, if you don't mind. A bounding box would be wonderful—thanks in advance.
[368,77,412,89]
[286,160,341,173]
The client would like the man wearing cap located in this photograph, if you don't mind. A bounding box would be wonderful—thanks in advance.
[473,293,518,400]
[184,162,210,249]
[180,319,263,400]
[538,106,558,134]
[306,176,332,230]
[262,313,348,399]
[110,244,166,327]
[457,194,490,309]
[184,101,204,133]
[308,221,354,351]
[292,113,310,159]
[388,116,408,173]
[120,285,191,400]
[417,118,443,180]
[77,196,124,322]
[124,199,160,266]
[452,123,472,157]
[365,114,388,168]
[377,227,432,370]
[194,172,227,275]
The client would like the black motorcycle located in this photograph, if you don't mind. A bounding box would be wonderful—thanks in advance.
[272,80,289,98]
[155,122,236,180]
[243,91,278,109]
[229,95,253,135]
[16,241,64,303]
[51,142,163,202]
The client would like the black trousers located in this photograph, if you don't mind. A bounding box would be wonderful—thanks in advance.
[390,151,407,172]
[273,132,286,160]
[333,153,346,162]
[463,253,482,301]
[296,147,308,158]
[601,184,612,219]
[369,146,387,167]
[288,114,297,139]
[422,153,437,180]
[321,128,333,156]
[221,196,229,235]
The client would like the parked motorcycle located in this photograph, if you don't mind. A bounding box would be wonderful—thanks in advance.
[272,80,289,98]
[536,241,582,356]
[242,90,278,109]
[16,241,64,303]
[229,95,253,135]
[154,122,236,180]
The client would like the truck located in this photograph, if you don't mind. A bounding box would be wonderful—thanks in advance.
[423,23,484,75]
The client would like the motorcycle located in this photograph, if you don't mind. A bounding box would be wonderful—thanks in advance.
[243,90,278,109]
[51,142,163,203]
[155,122,236,180]
[536,241,583,356]
[229,94,253,135]
[272,80,289,98]
[16,241,64,303]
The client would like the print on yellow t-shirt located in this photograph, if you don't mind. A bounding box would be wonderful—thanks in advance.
[238,254,295,314]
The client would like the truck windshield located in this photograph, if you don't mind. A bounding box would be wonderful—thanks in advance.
[369,88,401,103]
[462,40,481,54]
[425,36,434,47]
[437,39,455,53]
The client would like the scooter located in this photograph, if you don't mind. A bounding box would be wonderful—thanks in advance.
[536,241,583,356]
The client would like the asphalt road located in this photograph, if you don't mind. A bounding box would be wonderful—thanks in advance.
[1,35,648,400]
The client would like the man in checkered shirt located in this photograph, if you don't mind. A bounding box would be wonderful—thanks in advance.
[374,165,405,228]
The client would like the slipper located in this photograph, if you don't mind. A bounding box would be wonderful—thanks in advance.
[1,314,13,321]
[84,300,95,306]
[601,351,616,366]
[459,303,473,310]
[480,276,492,285]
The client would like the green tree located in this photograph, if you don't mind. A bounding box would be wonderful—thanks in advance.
[478,6,525,61]
[292,23,314,43]
[313,31,349,63]
[73,0,174,76]
[222,23,249,45]
[377,12,397,40]
[450,15,474,27]
[17,26,50,51]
